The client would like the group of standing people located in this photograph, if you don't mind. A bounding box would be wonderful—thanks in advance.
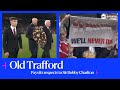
[3,17,53,58]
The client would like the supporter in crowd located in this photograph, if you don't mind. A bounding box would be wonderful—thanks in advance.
[59,27,69,58]
[59,26,75,58]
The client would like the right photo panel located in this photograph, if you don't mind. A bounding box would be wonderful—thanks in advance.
[59,13,118,58]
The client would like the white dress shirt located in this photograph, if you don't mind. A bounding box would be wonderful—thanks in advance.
[47,27,51,33]
[10,26,16,35]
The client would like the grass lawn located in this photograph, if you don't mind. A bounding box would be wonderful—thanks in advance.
[2,34,56,58]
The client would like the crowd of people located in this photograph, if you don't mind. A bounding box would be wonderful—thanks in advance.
[59,14,118,58]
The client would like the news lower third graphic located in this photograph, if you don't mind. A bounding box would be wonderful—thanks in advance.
[9,60,63,69]
[1,60,99,75]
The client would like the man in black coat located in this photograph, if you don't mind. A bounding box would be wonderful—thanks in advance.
[26,18,38,58]
[3,17,23,58]
[42,20,53,58]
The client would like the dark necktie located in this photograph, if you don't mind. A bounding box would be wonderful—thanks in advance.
[48,27,51,33]
[13,28,16,36]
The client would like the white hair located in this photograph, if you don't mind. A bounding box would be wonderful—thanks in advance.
[45,20,50,26]
[32,18,38,21]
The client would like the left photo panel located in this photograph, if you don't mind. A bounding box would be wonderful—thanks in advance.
[2,13,56,58]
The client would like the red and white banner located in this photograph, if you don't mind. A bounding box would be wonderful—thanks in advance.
[69,16,118,47]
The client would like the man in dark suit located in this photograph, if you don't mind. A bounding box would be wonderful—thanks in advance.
[42,20,53,58]
[3,17,23,58]
[26,18,38,58]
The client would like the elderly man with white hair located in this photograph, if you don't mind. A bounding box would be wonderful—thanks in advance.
[42,20,53,58]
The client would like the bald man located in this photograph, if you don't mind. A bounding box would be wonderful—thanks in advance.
[26,18,38,58]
